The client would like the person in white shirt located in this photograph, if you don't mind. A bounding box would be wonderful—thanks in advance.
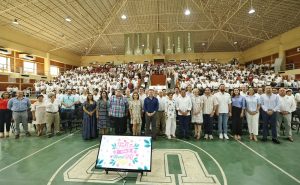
[166,76,172,89]
[277,88,296,142]
[191,88,203,140]
[45,93,61,137]
[93,90,100,102]
[31,94,46,136]
[79,90,88,104]
[295,89,300,117]
[214,84,232,140]
[156,91,166,136]
[176,88,192,139]
[164,92,177,139]
[144,76,149,88]
[240,85,248,97]
[202,87,218,140]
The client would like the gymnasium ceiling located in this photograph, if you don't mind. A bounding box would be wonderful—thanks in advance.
[1,0,300,56]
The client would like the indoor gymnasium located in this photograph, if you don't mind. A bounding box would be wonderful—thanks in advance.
[1,0,300,185]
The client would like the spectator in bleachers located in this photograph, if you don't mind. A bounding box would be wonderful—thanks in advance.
[31,94,46,136]
[0,92,12,138]
[8,91,31,139]
[82,93,97,140]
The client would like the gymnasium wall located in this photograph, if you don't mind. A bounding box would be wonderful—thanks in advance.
[81,52,243,66]
[243,26,300,63]
[0,26,81,66]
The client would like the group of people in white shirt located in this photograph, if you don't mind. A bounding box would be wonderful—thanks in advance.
[32,62,299,99]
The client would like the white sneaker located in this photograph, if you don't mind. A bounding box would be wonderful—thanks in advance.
[204,134,208,139]
[224,134,229,140]
[209,135,213,140]
[167,135,171,139]
[219,134,223,139]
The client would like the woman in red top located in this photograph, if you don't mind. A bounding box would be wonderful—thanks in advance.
[0,92,12,138]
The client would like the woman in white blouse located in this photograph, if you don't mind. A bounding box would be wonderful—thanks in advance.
[31,94,46,136]
[245,88,260,141]
[165,92,177,139]
[191,88,203,140]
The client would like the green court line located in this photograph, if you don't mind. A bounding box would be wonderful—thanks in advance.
[0,131,79,173]
[229,135,300,184]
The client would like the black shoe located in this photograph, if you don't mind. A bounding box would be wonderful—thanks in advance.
[261,138,267,142]
[272,138,280,144]
[15,134,20,139]
[48,134,53,138]
[25,132,31,137]
[185,136,190,140]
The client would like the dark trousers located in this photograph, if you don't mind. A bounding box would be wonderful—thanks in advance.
[203,114,213,135]
[145,113,157,139]
[141,112,146,133]
[0,109,12,132]
[262,111,277,139]
[61,109,74,131]
[178,115,190,138]
[112,117,126,135]
[232,106,243,135]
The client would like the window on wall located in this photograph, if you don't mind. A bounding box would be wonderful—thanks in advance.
[0,56,11,71]
[50,66,59,76]
[23,61,36,74]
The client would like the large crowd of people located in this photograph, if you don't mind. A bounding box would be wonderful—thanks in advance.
[0,62,299,144]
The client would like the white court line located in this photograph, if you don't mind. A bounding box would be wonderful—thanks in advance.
[47,144,99,185]
[0,131,79,173]
[231,136,300,184]
[176,139,228,185]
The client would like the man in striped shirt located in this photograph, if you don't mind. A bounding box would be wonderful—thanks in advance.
[109,89,128,135]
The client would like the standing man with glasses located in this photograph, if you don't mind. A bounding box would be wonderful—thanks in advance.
[8,91,31,139]
[109,89,128,135]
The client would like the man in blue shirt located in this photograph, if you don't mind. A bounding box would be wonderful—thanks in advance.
[8,91,31,139]
[144,89,159,140]
[61,89,78,132]
[260,86,280,144]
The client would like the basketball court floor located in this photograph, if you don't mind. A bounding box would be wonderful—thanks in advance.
[0,130,299,185]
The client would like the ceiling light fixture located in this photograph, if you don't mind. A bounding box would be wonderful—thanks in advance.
[121,14,127,20]
[65,17,72,22]
[234,41,238,45]
[202,42,206,46]
[12,19,19,25]
[248,0,255,14]
[184,9,191,16]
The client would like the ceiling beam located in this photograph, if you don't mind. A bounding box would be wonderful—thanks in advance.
[220,29,266,41]
[84,0,128,55]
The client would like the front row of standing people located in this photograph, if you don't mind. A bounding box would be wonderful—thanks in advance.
[0,84,296,144]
